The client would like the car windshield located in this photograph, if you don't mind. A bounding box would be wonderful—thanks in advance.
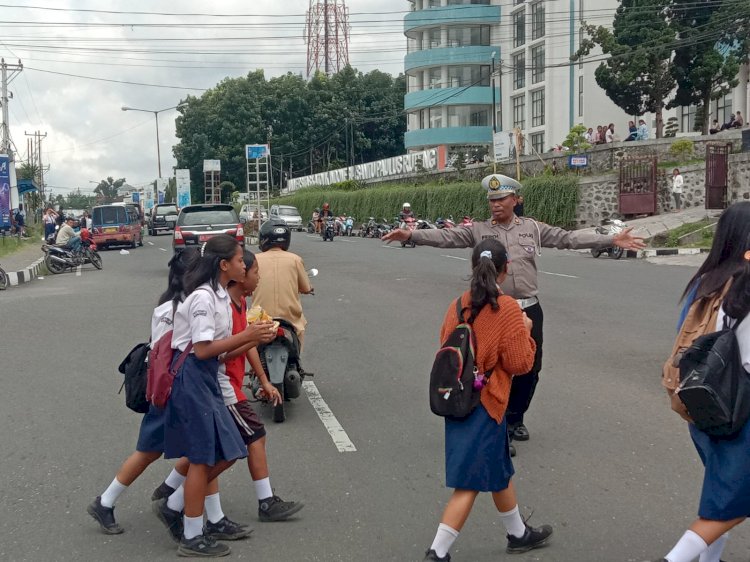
[93,206,126,225]
[179,208,238,227]
[278,207,299,216]
[158,205,178,215]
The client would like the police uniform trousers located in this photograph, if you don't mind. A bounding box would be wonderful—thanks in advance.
[164,354,247,466]
[506,302,543,428]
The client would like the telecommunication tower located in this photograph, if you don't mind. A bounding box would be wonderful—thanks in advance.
[305,0,350,78]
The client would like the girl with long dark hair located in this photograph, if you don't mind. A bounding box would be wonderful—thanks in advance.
[653,202,750,562]
[424,239,553,561]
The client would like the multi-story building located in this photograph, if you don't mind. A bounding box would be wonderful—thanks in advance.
[405,0,750,155]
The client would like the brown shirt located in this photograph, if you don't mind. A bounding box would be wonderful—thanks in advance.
[412,217,614,299]
[251,249,311,334]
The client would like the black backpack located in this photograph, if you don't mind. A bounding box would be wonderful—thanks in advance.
[118,342,150,414]
[429,298,490,419]
[678,315,749,437]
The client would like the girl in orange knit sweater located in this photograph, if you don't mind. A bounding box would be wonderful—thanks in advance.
[424,239,553,561]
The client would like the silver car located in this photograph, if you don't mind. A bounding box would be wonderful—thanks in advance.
[239,203,267,224]
[270,205,304,231]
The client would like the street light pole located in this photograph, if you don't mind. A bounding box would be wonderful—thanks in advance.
[121,104,185,179]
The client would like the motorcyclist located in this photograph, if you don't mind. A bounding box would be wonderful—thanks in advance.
[55,215,82,253]
[399,202,414,222]
[253,219,314,352]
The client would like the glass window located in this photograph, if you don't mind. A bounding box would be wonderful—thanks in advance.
[446,105,492,127]
[531,44,545,83]
[430,107,443,129]
[531,132,545,154]
[681,105,696,133]
[448,26,491,47]
[578,75,583,117]
[447,65,490,88]
[531,89,545,127]
[514,0,525,5]
[470,108,489,126]
[512,95,525,130]
[428,67,442,89]
[578,27,584,69]
[513,11,526,48]
[715,94,733,125]
[428,0,440,7]
[428,27,441,48]
[512,53,525,90]
[531,2,545,40]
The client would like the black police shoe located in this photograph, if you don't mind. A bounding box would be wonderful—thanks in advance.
[151,481,176,502]
[205,516,253,541]
[87,496,124,535]
[511,423,530,441]
[153,498,183,543]
[177,534,230,557]
[506,523,553,554]
[424,549,451,561]
[509,443,517,457]
[258,495,304,522]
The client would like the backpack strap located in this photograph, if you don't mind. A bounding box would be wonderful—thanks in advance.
[455,297,466,324]
[172,342,193,374]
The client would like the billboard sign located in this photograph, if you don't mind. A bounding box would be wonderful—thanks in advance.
[493,132,511,161]
[176,169,191,208]
[0,155,9,228]
[203,159,221,172]
[246,144,270,160]
[568,154,589,168]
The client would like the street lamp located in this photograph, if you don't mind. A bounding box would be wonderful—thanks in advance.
[121,103,187,178]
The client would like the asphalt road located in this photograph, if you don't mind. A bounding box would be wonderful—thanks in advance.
[0,231,745,562]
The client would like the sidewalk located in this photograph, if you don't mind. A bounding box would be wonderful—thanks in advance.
[0,235,46,287]
[578,206,720,258]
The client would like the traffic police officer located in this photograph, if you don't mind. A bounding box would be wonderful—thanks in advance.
[383,174,646,454]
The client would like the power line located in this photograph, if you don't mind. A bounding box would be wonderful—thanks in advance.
[24,66,209,91]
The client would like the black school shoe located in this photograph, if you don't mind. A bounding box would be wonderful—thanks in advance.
[151,481,176,501]
[205,516,253,541]
[424,549,451,561]
[153,498,183,543]
[506,523,553,554]
[258,495,305,522]
[510,423,530,442]
[177,534,230,557]
[87,496,124,535]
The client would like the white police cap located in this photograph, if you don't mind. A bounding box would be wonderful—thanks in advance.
[482,174,521,200]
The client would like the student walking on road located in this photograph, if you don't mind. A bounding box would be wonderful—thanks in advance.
[649,202,750,562]
[424,239,553,561]
[383,174,645,455]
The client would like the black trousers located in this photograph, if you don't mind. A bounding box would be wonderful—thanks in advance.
[505,302,543,427]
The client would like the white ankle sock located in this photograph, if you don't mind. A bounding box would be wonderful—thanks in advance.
[699,533,728,562]
[204,493,224,524]
[165,468,186,490]
[183,514,204,540]
[666,530,708,562]
[254,477,273,501]
[430,523,459,558]
[167,484,185,512]
[498,505,526,538]
[100,478,128,508]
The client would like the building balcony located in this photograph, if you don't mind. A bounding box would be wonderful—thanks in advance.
[405,86,495,110]
[405,45,499,73]
[405,126,493,149]
[404,5,501,34]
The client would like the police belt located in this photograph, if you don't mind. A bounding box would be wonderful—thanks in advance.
[516,296,539,310]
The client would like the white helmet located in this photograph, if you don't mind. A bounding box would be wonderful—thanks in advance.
[403,202,411,209]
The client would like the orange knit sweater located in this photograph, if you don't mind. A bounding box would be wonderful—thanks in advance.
[439,291,537,423]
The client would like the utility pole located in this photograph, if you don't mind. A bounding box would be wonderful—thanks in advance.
[0,59,23,155]
[25,130,47,201]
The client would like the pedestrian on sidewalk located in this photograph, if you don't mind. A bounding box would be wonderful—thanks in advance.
[651,202,750,562]
[423,239,552,561]
[383,174,646,455]
[43,208,57,241]
[671,169,684,212]
[13,204,26,237]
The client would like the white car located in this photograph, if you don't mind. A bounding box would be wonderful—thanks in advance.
[270,205,304,231]
[239,204,267,224]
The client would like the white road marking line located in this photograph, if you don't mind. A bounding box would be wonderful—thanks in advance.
[442,254,468,261]
[159,248,167,252]
[147,241,155,246]
[76,265,82,277]
[540,270,579,279]
[306,235,319,239]
[303,380,356,453]
[381,245,400,249]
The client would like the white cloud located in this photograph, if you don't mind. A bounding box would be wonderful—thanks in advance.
[2,0,407,197]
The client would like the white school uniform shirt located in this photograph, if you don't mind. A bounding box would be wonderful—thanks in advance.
[717,307,750,373]
[172,283,237,405]
[151,300,175,342]
[672,174,684,194]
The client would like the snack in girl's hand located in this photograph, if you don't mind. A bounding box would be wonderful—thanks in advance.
[247,306,280,332]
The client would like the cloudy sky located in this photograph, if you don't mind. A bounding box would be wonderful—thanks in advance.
[1,0,407,198]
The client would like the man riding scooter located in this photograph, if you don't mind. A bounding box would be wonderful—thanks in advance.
[55,215,82,253]
[399,202,414,222]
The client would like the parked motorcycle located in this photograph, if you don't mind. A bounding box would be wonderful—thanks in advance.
[343,216,354,236]
[400,216,418,248]
[42,238,103,274]
[0,263,8,290]
[321,216,336,241]
[252,268,317,422]
[307,220,316,234]
[591,219,626,259]
[416,218,434,230]
[376,219,392,239]
[435,216,456,229]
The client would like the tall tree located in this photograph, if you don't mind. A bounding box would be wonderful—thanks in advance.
[573,0,675,138]
[669,0,750,133]
[94,177,125,204]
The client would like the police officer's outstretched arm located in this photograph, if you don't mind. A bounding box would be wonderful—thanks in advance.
[382,222,475,249]
[537,222,645,251]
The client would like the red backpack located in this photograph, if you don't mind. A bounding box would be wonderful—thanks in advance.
[146,331,193,408]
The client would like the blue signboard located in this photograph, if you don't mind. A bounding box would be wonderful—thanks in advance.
[246,144,270,160]
[158,191,165,204]
[568,154,589,168]
[0,155,10,229]
[132,191,140,203]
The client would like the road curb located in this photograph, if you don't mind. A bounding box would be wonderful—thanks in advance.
[576,247,710,259]
[7,257,45,287]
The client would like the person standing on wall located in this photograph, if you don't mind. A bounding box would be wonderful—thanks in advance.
[383,174,646,454]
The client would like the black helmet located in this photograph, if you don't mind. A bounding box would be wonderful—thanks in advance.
[259,219,290,252]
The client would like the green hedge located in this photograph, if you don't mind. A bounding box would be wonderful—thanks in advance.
[279,175,579,228]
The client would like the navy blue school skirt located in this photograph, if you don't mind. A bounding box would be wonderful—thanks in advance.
[164,354,247,466]
[135,405,166,453]
[445,404,514,492]
[690,419,750,520]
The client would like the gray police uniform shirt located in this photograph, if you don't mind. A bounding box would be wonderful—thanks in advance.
[410,217,614,299]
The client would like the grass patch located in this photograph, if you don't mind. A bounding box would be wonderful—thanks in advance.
[0,225,43,259]
[651,219,715,248]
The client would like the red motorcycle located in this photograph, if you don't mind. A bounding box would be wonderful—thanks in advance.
[400,216,417,248]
